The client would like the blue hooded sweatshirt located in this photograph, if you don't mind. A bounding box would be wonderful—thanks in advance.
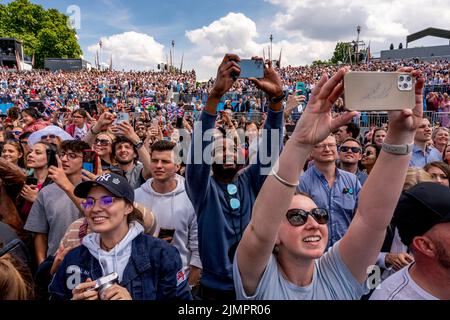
[185,108,283,291]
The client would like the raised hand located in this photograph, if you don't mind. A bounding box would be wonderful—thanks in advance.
[209,54,241,98]
[290,68,358,146]
[248,58,284,98]
[48,155,73,191]
[385,68,425,144]
[285,93,306,116]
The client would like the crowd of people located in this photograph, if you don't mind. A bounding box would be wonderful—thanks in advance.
[0,54,450,301]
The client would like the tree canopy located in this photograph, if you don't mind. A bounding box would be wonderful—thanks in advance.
[0,0,82,68]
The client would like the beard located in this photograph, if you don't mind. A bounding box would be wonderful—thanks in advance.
[212,163,240,181]
[116,158,134,165]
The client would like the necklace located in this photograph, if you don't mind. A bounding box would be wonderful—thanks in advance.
[100,239,115,251]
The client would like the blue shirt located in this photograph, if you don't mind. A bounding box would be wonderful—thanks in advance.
[409,144,442,168]
[298,166,361,249]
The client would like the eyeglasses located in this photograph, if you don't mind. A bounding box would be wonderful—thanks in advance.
[227,184,241,210]
[314,143,337,150]
[59,151,82,160]
[81,196,118,210]
[340,146,362,153]
[94,139,111,146]
[286,208,329,227]
[41,134,57,140]
[363,151,374,157]
[7,131,22,136]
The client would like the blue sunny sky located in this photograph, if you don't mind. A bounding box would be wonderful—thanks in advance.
[3,0,449,80]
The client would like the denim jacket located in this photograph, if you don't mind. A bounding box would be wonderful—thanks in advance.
[49,233,192,300]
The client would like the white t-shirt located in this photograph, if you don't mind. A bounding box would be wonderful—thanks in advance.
[74,124,88,140]
[370,264,439,300]
[233,241,366,300]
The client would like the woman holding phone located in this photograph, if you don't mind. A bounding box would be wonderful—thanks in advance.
[92,132,116,171]
[18,142,56,221]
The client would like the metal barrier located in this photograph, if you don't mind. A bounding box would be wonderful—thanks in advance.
[229,111,450,129]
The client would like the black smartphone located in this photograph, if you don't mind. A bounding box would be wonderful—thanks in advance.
[46,148,58,167]
[158,228,175,243]
[26,177,38,186]
[83,150,98,174]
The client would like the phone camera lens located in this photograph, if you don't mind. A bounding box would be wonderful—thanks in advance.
[407,76,412,82]
[399,76,404,82]
[403,83,409,89]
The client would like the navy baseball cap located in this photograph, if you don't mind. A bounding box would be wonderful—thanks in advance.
[394,182,450,246]
[74,173,134,204]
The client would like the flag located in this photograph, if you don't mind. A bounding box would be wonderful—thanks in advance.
[366,42,371,63]
[96,51,100,69]
[141,97,153,107]
[180,53,184,73]
[15,49,22,72]
[278,48,283,68]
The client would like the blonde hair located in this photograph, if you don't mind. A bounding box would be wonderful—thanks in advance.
[0,254,34,300]
[403,168,433,191]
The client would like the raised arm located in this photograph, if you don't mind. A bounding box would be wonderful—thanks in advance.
[339,68,425,283]
[185,54,241,211]
[244,60,285,190]
[236,69,357,294]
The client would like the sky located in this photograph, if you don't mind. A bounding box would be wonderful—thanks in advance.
[4,0,450,80]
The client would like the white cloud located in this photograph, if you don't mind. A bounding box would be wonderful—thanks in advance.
[87,31,165,71]
[185,12,336,80]
[270,0,450,55]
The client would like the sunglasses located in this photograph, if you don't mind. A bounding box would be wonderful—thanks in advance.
[286,208,329,227]
[227,184,241,210]
[81,195,117,210]
[340,146,362,153]
[59,151,82,160]
[8,131,22,136]
[41,134,57,140]
[94,139,111,146]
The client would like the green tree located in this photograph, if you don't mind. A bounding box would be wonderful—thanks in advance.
[312,60,331,66]
[0,0,82,68]
[330,42,352,64]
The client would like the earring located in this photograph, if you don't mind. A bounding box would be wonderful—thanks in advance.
[273,245,280,255]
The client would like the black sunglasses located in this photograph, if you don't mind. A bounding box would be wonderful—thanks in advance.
[41,134,57,140]
[286,208,329,226]
[340,146,362,153]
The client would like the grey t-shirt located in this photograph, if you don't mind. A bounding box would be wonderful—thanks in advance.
[370,264,439,300]
[126,162,145,190]
[233,241,366,300]
[24,183,82,257]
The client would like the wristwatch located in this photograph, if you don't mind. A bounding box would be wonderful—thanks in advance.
[134,140,144,149]
[382,142,414,155]
[269,92,286,104]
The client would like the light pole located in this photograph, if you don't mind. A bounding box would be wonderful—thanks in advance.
[269,34,273,62]
[356,25,361,63]
[171,40,175,70]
